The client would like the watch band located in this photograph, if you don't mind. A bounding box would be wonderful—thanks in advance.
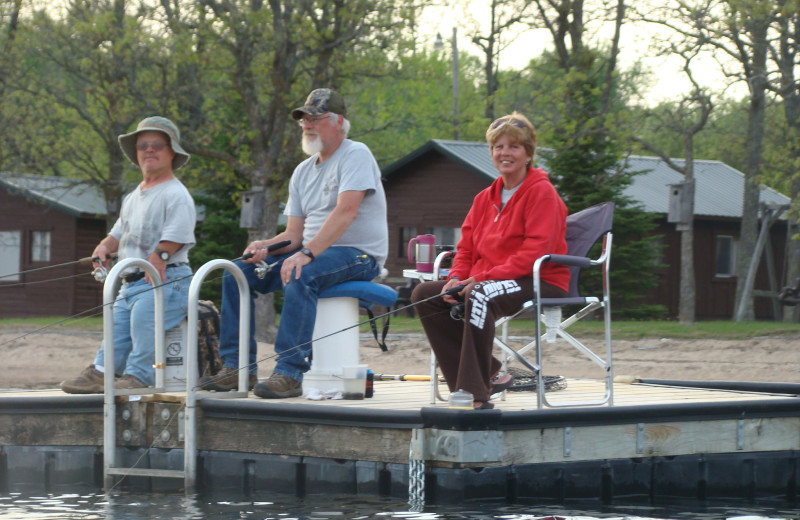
[301,248,315,261]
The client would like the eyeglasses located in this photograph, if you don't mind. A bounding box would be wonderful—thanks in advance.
[296,114,331,127]
[490,116,526,130]
[136,141,168,152]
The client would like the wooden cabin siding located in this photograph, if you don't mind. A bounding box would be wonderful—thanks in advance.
[0,184,105,318]
[383,154,488,278]
[638,218,787,320]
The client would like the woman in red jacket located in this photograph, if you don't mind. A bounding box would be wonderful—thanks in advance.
[411,112,569,409]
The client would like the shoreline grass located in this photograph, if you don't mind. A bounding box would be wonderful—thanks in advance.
[3,315,800,341]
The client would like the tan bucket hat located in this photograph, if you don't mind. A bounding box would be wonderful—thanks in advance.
[118,116,190,170]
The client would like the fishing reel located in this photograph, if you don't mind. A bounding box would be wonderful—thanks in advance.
[450,302,465,321]
[92,265,108,282]
[254,260,270,279]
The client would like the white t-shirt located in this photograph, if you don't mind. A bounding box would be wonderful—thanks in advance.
[285,139,388,267]
[110,177,196,264]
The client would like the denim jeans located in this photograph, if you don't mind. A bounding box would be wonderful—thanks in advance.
[94,265,193,386]
[218,247,380,383]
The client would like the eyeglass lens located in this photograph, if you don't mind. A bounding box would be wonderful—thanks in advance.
[136,141,167,151]
[297,114,329,126]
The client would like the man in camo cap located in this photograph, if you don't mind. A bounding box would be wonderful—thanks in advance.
[207,88,388,399]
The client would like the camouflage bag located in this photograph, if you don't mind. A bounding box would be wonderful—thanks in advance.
[197,300,223,377]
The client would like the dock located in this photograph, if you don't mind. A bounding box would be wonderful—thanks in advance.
[1,377,799,505]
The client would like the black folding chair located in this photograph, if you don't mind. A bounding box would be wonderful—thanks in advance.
[494,201,615,408]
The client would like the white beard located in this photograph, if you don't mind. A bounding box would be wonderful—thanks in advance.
[302,133,324,156]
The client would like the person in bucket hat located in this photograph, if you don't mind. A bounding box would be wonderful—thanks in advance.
[61,116,196,394]
[204,88,388,398]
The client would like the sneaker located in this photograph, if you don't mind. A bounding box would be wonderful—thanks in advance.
[114,374,148,390]
[60,365,105,394]
[198,367,258,391]
[253,373,302,399]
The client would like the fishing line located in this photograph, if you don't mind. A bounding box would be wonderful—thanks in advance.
[190,285,464,391]
[0,257,94,280]
[0,241,289,347]
[0,271,93,289]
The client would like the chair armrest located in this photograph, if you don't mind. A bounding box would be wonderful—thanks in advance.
[433,251,455,280]
[544,254,593,269]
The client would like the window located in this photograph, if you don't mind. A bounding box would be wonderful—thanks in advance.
[31,231,51,262]
[398,226,416,258]
[426,227,461,250]
[715,235,736,277]
[0,231,21,282]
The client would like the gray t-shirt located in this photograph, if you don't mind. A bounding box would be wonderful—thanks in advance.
[285,139,388,267]
[110,177,196,264]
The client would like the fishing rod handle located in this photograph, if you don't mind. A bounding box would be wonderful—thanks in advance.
[242,240,292,260]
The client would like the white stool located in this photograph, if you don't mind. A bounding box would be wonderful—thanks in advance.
[302,281,397,394]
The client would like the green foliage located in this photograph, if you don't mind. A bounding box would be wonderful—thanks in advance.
[188,173,250,306]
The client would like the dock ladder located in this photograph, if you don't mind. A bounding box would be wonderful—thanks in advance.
[102,258,251,492]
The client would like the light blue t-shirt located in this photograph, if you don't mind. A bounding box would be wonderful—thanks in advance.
[285,139,388,267]
[110,178,196,265]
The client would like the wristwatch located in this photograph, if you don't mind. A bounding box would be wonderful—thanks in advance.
[154,248,171,261]
[300,248,315,261]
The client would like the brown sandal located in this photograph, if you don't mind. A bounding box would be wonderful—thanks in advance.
[473,400,495,410]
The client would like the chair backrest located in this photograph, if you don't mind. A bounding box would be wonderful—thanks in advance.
[563,201,615,298]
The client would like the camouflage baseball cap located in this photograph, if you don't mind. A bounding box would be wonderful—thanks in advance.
[118,116,190,170]
[291,88,347,120]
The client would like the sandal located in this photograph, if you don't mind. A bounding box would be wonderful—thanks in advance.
[473,400,494,410]
[490,373,515,394]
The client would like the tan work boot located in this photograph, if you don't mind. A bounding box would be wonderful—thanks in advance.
[198,367,257,391]
[60,365,105,394]
[253,373,302,399]
[114,374,148,390]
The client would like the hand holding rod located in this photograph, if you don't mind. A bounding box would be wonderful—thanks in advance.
[242,240,293,279]
[242,240,292,260]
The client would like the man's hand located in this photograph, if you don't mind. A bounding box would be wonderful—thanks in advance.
[280,251,312,285]
[146,251,168,284]
[242,240,269,263]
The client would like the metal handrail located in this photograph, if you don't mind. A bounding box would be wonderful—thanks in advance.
[103,258,166,489]
[184,259,250,492]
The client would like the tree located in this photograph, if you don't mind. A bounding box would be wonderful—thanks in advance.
[633,49,714,325]
[157,0,423,338]
[463,0,533,120]
[643,0,778,321]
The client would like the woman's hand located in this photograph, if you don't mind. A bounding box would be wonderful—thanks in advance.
[442,276,476,304]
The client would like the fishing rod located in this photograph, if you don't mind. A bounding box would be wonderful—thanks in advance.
[0,256,98,281]
[192,283,466,390]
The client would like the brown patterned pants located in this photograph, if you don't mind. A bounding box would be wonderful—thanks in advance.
[411,278,566,402]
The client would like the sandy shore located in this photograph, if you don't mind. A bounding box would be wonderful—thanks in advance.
[1,329,799,390]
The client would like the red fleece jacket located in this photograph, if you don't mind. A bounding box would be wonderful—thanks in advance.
[448,166,570,291]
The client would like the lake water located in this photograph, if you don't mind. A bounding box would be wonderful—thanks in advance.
[0,491,797,520]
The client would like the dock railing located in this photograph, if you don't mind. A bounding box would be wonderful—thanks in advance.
[102,258,251,493]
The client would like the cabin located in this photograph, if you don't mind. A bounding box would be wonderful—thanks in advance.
[0,174,107,318]
[381,140,793,320]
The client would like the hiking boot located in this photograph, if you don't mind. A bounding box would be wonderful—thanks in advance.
[253,373,302,399]
[60,365,105,394]
[114,374,148,390]
[198,367,257,391]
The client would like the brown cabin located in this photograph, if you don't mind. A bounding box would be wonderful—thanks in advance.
[381,140,793,320]
[0,174,107,318]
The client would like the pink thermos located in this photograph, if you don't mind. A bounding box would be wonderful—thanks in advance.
[407,234,436,272]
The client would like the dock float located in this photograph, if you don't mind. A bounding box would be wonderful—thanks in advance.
[1,378,798,505]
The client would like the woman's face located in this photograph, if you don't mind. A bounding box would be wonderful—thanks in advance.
[491,134,529,179]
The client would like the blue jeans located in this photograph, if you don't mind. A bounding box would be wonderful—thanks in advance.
[94,265,193,386]
[218,247,380,383]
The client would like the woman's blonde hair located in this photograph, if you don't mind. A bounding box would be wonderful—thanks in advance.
[485,111,537,159]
